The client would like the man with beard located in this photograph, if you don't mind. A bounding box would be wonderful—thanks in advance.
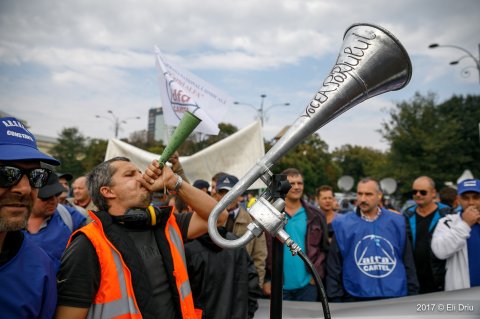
[55,157,226,319]
[326,178,418,301]
[0,117,59,318]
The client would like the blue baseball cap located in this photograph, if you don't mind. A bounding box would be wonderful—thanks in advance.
[0,117,60,165]
[193,179,210,190]
[216,174,239,191]
[457,179,480,195]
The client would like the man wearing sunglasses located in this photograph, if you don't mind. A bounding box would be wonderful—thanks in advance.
[403,176,454,294]
[0,117,59,318]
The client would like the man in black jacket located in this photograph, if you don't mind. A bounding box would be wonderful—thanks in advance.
[404,176,454,293]
[185,228,262,318]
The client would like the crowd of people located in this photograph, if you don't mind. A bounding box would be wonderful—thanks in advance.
[1,116,479,319]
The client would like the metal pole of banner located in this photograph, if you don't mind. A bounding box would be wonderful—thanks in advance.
[270,238,284,319]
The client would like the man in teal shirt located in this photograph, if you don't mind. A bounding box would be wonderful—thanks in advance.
[264,168,329,301]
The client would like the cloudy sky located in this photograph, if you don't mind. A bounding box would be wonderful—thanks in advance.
[1,0,479,151]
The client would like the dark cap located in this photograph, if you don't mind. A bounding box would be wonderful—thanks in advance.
[216,174,239,191]
[193,179,210,190]
[0,117,60,165]
[457,179,480,195]
[38,173,67,199]
[56,172,73,181]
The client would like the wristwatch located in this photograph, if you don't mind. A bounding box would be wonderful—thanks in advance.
[168,174,183,195]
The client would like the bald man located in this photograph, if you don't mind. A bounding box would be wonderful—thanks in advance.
[403,176,454,293]
[68,176,97,212]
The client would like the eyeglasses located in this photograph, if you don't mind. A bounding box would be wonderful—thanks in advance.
[412,189,428,196]
[0,166,51,188]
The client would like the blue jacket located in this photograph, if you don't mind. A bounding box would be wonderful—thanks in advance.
[404,202,454,291]
[326,208,419,301]
[23,204,86,271]
[0,231,57,318]
[333,208,407,297]
[404,202,453,247]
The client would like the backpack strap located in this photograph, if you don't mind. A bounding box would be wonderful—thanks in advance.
[57,204,73,232]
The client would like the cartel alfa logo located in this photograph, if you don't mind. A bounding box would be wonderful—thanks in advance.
[164,73,200,120]
[354,234,397,278]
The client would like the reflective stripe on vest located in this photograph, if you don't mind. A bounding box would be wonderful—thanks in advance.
[167,223,191,300]
[68,210,201,319]
[86,246,140,319]
[70,212,141,319]
[165,219,200,319]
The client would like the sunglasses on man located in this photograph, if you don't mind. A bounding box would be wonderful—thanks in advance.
[412,189,428,196]
[0,165,51,188]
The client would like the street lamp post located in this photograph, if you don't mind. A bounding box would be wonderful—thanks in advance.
[234,94,290,126]
[429,43,480,84]
[429,43,480,145]
[95,110,141,138]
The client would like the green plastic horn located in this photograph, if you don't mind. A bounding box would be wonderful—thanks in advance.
[158,111,202,168]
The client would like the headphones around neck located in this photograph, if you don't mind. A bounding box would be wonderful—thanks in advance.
[112,206,172,229]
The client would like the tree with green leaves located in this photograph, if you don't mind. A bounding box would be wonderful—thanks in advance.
[380,92,480,195]
[49,127,88,178]
[436,94,480,178]
[273,133,340,195]
[332,144,389,184]
[83,138,108,173]
[128,130,165,155]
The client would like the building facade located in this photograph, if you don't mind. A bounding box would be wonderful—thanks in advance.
[148,107,169,143]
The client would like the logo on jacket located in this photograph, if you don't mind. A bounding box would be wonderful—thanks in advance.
[354,234,397,278]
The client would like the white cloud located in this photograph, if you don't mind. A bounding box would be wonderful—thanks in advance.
[0,0,479,151]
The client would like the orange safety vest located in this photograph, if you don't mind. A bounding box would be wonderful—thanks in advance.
[68,211,201,319]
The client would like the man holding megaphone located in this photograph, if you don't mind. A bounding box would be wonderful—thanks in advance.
[55,157,226,319]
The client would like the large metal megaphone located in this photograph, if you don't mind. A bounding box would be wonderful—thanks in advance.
[208,23,412,249]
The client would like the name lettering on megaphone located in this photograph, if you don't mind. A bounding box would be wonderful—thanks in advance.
[302,32,377,118]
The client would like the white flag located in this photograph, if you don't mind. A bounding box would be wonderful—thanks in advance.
[155,47,232,135]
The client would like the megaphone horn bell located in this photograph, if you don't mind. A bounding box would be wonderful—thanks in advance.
[208,23,412,249]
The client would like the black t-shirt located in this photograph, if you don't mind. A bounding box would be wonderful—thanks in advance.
[57,212,191,318]
[128,228,176,318]
[413,212,435,293]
